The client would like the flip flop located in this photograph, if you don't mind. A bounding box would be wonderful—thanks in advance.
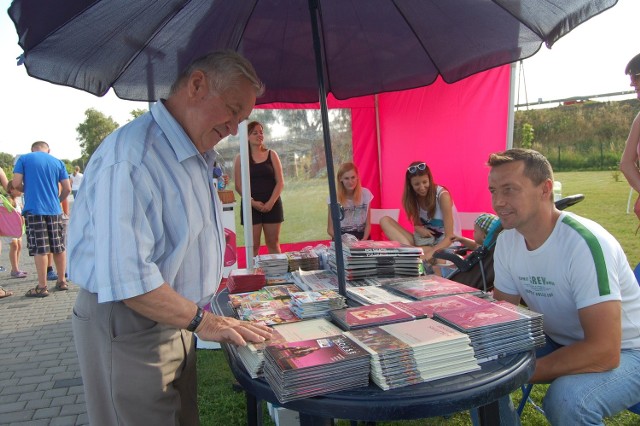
[25,286,49,298]
[0,287,13,299]
[55,281,69,291]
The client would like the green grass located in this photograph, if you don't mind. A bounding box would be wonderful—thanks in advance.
[202,171,640,425]
[232,178,330,247]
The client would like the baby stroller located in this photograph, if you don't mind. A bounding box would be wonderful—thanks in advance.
[433,194,585,293]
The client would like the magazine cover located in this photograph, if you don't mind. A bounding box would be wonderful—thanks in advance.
[330,303,415,329]
[264,335,369,371]
[392,294,491,318]
[434,302,523,330]
[240,307,301,326]
[383,276,480,300]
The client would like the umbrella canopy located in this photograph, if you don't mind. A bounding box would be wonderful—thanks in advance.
[9,0,617,104]
[8,0,619,294]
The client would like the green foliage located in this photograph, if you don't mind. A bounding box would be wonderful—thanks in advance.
[129,108,148,120]
[76,108,120,162]
[215,108,353,182]
[232,178,329,247]
[0,152,15,174]
[514,99,638,171]
[521,123,534,149]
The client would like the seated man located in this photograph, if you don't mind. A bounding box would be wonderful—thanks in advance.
[488,148,640,425]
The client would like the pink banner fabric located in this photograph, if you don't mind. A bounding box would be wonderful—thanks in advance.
[258,65,510,241]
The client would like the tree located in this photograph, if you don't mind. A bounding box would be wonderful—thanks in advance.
[129,108,148,120]
[521,123,534,149]
[0,152,14,174]
[76,108,119,162]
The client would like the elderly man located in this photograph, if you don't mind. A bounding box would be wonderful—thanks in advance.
[68,51,272,425]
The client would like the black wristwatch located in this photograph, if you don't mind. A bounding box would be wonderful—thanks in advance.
[187,306,205,332]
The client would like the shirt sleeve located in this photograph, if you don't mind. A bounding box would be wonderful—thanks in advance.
[90,161,165,301]
[493,231,520,296]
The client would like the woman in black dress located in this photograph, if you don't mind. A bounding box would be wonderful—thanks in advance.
[234,121,285,257]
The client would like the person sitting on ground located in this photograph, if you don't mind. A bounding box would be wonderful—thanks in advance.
[327,162,373,241]
[452,213,499,250]
[489,148,640,425]
[380,161,460,268]
[4,181,27,279]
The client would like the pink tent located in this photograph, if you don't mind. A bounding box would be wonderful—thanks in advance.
[259,65,510,240]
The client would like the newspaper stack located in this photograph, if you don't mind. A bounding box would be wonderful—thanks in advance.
[345,283,411,305]
[328,240,422,280]
[291,269,339,291]
[433,299,545,363]
[345,318,480,390]
[263,334,371,403]
[235,318,343,378]
[289,290,347,319]
[254,253,290,276]
[286,249,321,271]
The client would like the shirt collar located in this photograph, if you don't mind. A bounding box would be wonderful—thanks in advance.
[150,100,209,164]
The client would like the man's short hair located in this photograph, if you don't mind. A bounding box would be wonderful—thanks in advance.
[31,141,49,152]
[487,148,553,186]
[625,52,640,76]
[170,50,265,97]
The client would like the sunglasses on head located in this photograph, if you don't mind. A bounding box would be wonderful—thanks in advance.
[407,162,426,174]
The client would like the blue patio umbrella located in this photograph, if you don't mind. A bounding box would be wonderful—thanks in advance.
[8,0,619,294]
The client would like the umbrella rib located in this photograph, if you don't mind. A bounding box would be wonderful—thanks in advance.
[111,0,193,92]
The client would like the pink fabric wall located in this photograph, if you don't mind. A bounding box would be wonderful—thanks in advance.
[259,65,511,239]
[353,65,510,233]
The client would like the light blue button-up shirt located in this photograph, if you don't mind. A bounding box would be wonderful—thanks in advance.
[68,101,224,306]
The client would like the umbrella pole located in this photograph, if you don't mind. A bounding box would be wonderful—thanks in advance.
[308,0,347,297]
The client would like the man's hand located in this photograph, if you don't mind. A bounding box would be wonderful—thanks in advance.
[196,312,272,346]
[634,195,640,221]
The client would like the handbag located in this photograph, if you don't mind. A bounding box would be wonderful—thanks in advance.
[0,194,23,238]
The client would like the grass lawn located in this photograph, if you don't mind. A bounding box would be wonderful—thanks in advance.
[201,170,640,426]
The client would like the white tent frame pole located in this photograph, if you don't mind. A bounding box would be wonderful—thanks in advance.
[238,121,254,270]
[506,63,516,149]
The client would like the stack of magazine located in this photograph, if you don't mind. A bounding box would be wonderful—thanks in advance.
[382,275,483,300]
[345,318,480,390]
[228,284,302,312]
[286,249,321,271]
[235,318,343,378]
[391,294,494,318]
[289,290,347,319]
[254,253,290,276]
[263,334,371,403]
[329,303,416,330]
[226,268,266,293]
[229,284,304,326]
[433,299,545,362]
[328,240,422,280]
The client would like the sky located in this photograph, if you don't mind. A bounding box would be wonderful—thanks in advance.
[0,0,639,161]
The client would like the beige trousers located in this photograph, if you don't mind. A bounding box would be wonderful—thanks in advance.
[72,289,199,426]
